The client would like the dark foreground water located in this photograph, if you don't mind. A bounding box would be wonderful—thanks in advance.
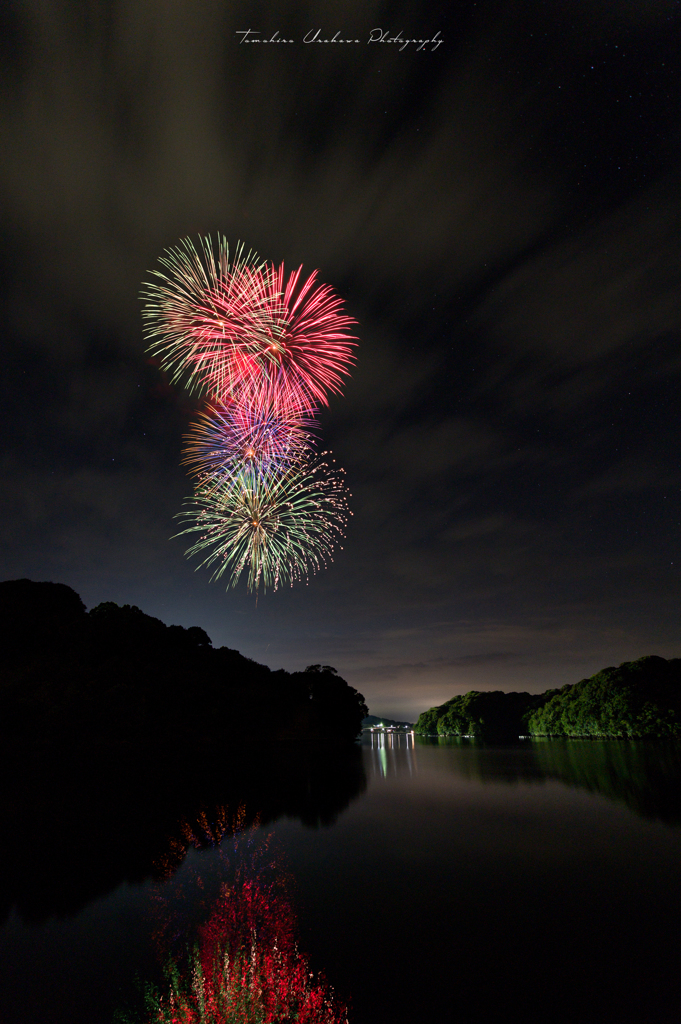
[2,734,681,1023]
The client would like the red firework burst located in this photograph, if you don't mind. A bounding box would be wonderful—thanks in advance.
[188,262,357,412]
[142,237,283,397]
[255,263,358,411]
[142,238,357,411]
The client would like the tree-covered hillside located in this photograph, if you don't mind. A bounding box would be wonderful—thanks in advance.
[527,656,681,738]
[415,656,681,740]
[0,579,369,924]
[415,689,551,741]
[0,579,368,751]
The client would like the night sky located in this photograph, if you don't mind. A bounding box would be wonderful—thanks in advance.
[2,0,680,721]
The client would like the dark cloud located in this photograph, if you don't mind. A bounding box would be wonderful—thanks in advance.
[478,174,681,367]
[0,1,556,325]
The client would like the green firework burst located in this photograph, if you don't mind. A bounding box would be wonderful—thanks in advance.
[175,457,350,592]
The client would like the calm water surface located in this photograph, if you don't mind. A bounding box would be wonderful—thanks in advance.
[2,735,681,1023]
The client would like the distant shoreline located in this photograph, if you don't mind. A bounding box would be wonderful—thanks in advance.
[413,656,681,741]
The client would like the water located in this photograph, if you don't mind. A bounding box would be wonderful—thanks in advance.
[2,735,680,1023]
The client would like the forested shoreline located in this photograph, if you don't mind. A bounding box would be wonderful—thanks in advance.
[0,578,368,754]
[0,578,369,922]
[415,656,681,740]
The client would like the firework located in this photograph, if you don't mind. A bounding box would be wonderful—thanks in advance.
[256,262,357,411]
[142,236,357,594]
[141,235,281,397]
[182,397,318,491]
[142,237,357,411]
[175,457,350,592]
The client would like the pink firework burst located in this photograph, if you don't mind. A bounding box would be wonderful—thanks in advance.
[142,237,283,397]
[187,261,358,413]
[142,238,357,411]
[182,396,317,490]
[253,263,358,411]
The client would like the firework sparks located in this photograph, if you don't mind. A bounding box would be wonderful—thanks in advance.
[251,262,358,412]
[142,236,357,593]
[142,237,357,412]
[119,855,348,1024]
[141,236,281,398]
[175,457,350,593]
[182,398,318,491]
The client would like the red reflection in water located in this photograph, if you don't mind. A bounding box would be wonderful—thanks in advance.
[120,807,348,1023]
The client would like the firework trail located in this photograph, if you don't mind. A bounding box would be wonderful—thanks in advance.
[142,236,357,592]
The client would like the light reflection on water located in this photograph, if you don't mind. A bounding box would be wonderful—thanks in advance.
[362,732,681,826]
[285,735,681,1024]
[2,738,681,1024]
[364,729,416,778]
